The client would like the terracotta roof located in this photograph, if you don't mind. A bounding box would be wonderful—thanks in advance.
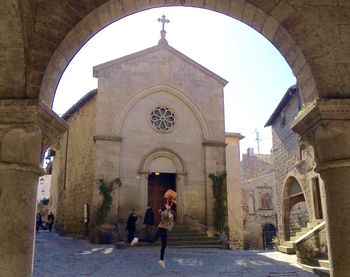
[62,89,97,121]
[264,85,298,127]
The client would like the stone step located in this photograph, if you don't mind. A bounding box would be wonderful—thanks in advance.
[169,231,206,237]
[283,241,294,248]
[167,236,219,242]
[136,225,223,248]
[296,230,309,237]
[307,222,318,229]
[317,259,330,269]
[290,235,300,241]
[300,227,312,233]
[277,245,295,254]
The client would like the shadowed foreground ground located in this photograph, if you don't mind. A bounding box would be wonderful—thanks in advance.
[33,231,315,276]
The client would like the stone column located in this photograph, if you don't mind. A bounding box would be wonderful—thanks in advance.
[225,133,245,249]
[291,99,350,277]
[0,100,67,276]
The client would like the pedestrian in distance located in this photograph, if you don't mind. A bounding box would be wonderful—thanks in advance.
[126,209,137,243]
[131,201,174,268]
[47,212,55,232]
[36,212,43,232]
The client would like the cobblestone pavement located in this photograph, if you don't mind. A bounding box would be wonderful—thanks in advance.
[33,232,316,277]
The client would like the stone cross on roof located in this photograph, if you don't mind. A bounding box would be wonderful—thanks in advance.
[158,15,170,45]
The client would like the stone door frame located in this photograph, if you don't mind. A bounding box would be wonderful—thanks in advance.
[138,148,186,224]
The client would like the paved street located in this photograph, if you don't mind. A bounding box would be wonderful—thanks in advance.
[33,231,316,276]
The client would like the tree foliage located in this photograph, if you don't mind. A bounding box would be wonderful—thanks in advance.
[209,172,227,233]
[96,178,122,225]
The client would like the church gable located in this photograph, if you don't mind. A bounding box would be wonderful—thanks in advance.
[93,44,227,86]
[93,43,227,142]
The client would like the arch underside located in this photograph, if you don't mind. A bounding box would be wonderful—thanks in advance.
[2,1,348,104]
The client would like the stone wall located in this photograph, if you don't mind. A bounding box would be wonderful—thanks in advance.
[242,172,277,249]
[51,96,97,237]
[241,152,273,180]
[269,89,325,242]
[241,150,277,249]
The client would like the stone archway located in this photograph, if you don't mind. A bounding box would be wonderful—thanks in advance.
[40,1,326,107]
[139,148,186,224]
[2,1,350,276]
[282,176,309,241]
[262,223,277,250]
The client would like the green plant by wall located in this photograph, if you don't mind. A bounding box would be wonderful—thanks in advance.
[209,172,227,234]
[96,178,122,225]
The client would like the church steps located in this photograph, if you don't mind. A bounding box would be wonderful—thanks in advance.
[136,224,224,248]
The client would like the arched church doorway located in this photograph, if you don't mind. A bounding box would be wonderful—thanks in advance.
[283,177,309,241]
[262,224,276,250]
[148,172,176,224]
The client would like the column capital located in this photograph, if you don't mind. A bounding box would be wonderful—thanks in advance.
[291,98,350,170]
[0,99,68,166]
[0,99,67,140]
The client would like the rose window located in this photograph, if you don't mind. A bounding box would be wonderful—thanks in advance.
[150,106,175,132]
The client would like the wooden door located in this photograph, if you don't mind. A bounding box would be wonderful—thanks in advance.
[148,173,176,224]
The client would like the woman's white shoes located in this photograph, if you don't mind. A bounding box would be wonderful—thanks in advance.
[158,260,165,268]
[130,237,138,246]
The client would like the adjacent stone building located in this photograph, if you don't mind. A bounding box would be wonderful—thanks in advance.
[265,85,327,247]
[50,32,244,246]
[241,148,277,249]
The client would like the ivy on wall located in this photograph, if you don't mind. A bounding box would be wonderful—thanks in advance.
[96,178,122,225]
[209,172,227,234]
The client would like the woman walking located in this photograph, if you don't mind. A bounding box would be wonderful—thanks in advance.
[131,202,174,268]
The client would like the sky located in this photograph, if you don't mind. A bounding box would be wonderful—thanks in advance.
[53,7,296,157]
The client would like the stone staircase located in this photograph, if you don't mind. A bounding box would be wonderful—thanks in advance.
[138,224,224,248]
[277,222,318,254]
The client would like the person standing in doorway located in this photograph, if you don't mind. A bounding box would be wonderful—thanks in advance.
[126,209,138,243]
[131,201,174,268]
[47,212,55,232]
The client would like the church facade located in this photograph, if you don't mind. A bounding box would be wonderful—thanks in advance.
[50,36,243,240]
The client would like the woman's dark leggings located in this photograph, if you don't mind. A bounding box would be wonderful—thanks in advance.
[139,227,168,260]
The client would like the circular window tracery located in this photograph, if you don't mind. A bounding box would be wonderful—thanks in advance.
[150,106,175,133]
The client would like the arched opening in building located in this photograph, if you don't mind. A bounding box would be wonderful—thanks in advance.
[262,223,276,250]
[46,6,295,240]
[282,177,309,241]
[148,172,176,224]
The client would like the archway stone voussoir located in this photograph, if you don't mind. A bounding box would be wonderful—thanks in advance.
[213,0,231,14]
[270,1,296,23]
[188,0,206,10]
[261,16,279,40]
[242,3,258,27]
